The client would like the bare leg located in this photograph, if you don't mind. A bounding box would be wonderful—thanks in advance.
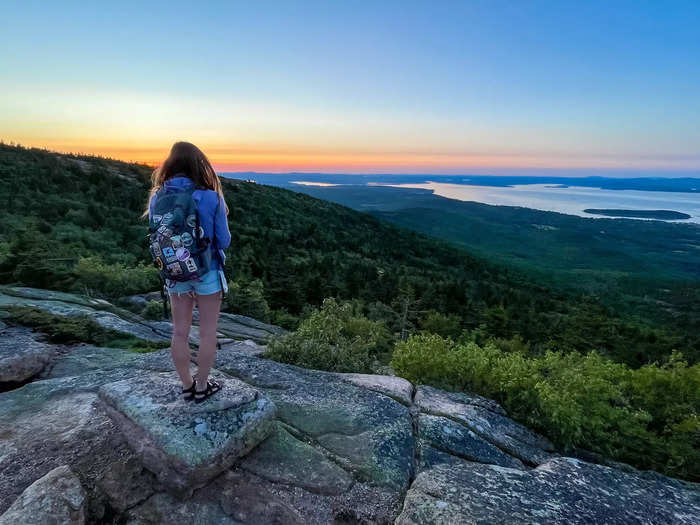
[169,292,195,388]
[194,291,222,390]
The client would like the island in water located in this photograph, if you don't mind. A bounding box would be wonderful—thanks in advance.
[583,209,691,220]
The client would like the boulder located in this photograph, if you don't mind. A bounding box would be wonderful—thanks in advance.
[396,457,700,525]
[198,468,403,525]
[142,319,200,346]
[41,345,150,379]
[219,339,267,357]
[0,391,141,517]
[0,465,86,525]
[0,286,111,309]
[96,455,155,513]
[0,287,170,343]
[240,423,353,495]
[335,372,414,405]
[119,291,163,308]
[125,492,237,525]
[415,385,554,465]
[0,326,56,383]
[214,311,286,343]
[98,371,276,493]
[213,352,415,491]
[418,413,524,470]
[11,286,162,339]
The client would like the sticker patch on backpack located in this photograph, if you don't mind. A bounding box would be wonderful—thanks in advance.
[180,232,193,247]
[176,247,190,261]
[186,214,197,228]
[171,235,182,249]
[184,258,198,272]
[162,247,176,262]
[167,263,183,276]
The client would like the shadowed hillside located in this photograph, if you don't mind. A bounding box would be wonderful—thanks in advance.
[0,143,698,367]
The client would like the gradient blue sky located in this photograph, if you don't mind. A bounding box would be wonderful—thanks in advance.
[1,0,699,174]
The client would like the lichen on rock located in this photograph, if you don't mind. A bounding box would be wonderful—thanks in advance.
[1,289,699,524]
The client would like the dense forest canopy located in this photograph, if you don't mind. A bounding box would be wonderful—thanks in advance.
[0,143,698,368]
[1,143,698,480]
[292,183,700,331]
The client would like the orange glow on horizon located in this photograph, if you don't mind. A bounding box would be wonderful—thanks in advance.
[4,137,698,175]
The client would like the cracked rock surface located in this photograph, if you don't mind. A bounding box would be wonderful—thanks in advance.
[1,288,699,524]
[98,371,276,494]
[0,465,86,525]
[0,326,56,384]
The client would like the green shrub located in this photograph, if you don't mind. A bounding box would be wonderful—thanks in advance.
[392,333,700,481]
[72,256,159,298]
[224,279,271,322]
[141,300,166,320]
[419,311,462,339]
[269,308,300,330]
[265,298,390,373]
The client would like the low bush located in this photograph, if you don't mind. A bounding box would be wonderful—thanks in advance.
[141,300,166,320]
[224,279,271,322]
[71,256,159,298]
[391,333,700,481]
[265,298,391,373]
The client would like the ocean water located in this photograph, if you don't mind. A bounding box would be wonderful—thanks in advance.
[372,182,700,224]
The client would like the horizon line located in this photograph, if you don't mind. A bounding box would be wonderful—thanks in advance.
[3,141,700,179]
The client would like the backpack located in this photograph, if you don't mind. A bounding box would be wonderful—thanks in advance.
[148,186,212,283]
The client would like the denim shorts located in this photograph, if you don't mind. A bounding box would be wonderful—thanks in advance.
[167,270,228,297]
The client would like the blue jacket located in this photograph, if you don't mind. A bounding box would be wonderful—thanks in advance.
[148,175,231,270]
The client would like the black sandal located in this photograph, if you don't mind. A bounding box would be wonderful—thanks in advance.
[182,377,197,401]
[194,380,222,403]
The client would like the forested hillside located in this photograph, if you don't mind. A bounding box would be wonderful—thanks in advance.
[290,183,700,335]
[1,143,698,480]
[0,143,697,367]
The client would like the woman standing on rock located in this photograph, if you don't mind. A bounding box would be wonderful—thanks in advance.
[145,141,231,403]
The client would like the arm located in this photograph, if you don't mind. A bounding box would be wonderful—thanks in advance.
[214,194,231,250]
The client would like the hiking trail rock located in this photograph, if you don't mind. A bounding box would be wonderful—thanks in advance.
[209,311,286,343]
[0,326,56,383]
[1,288,699,524]
[0,465,86,525]
[213,351,415,492]
[335,372,414,406]
[415,384,555,465]
[98,371,276,494]
[396,458,700,525]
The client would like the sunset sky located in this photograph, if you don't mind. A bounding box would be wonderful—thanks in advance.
[1,1,699,175]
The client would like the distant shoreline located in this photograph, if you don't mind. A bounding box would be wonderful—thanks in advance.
[583,209,692,220]
[223,173,700,194]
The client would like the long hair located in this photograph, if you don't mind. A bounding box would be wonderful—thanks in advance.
[144,141,228,217]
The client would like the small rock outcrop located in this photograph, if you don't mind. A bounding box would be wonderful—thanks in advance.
[0,465,86,525]
[396,458,700,524]
[415,384,555,465]
[98,371,276,494]
[1,288,699,524]
[0,326,56,384]
[0,286,284,346]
